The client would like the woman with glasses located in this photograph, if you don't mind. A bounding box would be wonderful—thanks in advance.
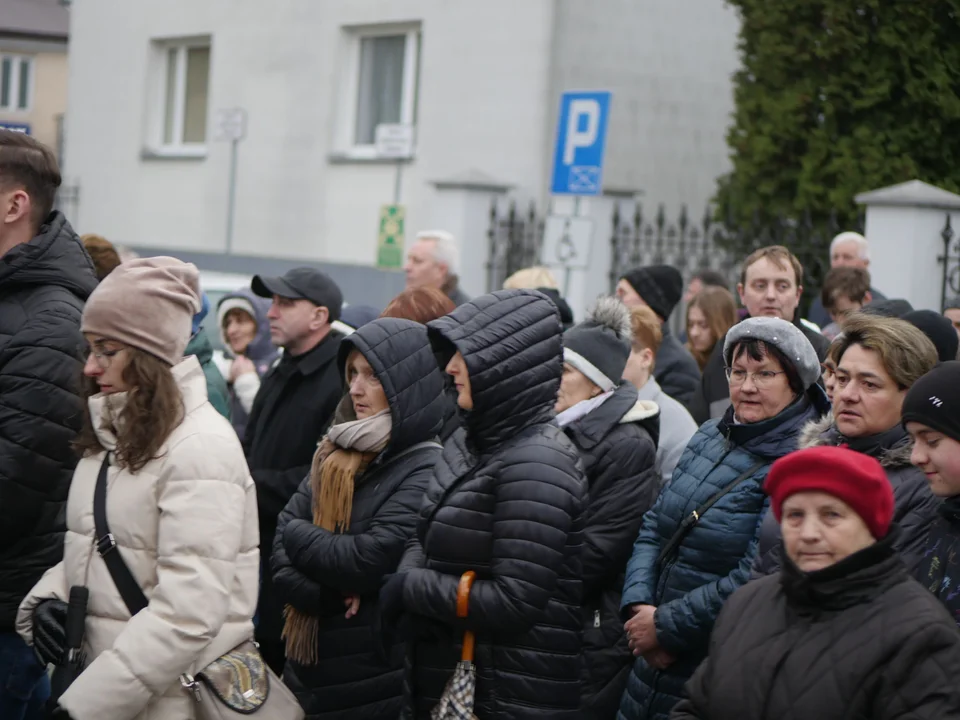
[17,258,259,720]
[618,317,830,720]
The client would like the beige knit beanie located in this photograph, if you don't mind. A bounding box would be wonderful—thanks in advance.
[82,257,201,365]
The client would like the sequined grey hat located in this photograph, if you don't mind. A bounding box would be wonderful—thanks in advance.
[723,317,821,390]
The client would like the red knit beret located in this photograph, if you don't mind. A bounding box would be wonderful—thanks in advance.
[764,446,894,539]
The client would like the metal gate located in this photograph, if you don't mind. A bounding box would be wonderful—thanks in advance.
[940,214,960,310]
[486,199,544,292]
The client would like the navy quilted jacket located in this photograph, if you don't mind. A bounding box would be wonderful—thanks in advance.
[272,318,445,719]
[618,392,828,720]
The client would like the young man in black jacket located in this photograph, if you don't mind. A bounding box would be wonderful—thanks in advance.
[690,246,830,424]
[244,267,345,675]
[0,130,97,716]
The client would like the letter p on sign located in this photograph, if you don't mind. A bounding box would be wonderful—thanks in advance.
[551,91,611,196]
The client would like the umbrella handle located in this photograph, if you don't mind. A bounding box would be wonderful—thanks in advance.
[457,571,477,663]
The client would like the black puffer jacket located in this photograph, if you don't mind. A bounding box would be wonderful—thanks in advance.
[0,212,97,629]
[561,382,660,719]
[752,415,940,576]
[272,319,445,720]
[672,531,960,719]
[398,290,586,720]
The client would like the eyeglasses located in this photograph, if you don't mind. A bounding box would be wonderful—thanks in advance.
[724,368,786,388]
[88,345,125,369]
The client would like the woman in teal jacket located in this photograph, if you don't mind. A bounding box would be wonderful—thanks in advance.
[617,317,830,720]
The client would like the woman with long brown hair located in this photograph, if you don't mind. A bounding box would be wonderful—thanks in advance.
[271,317,446,719]
[685,286,738,372]
[17,257,260,720]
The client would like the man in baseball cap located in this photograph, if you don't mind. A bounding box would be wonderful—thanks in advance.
[245,266,345,675]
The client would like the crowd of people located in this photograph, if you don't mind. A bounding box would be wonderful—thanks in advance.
[4,129,960,720]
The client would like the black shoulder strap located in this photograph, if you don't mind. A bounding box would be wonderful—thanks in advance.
[93,453,149,616]
[656,459,766,574]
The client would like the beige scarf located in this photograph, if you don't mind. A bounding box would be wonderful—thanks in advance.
[282,409,392,665]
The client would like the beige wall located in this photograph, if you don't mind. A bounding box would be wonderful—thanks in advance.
[0,47,68,154]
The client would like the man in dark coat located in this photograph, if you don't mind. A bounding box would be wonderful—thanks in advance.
[392,290,586,720]
[272,318,445,720]
[244,267,345,675]
[616,265,700,410]
[0,130,98,715]
[690,246,830,424]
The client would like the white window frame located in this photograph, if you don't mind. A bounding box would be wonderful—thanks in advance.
[0,55,34,113]
[335,24,420,160]
[147,37,211,158]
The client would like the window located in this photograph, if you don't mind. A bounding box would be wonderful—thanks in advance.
[340,25,420,156]
[0,55,33,111]
[157,41,211,149]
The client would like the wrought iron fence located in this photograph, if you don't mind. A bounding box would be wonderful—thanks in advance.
[611,202,865,325]
[940,214,960,310]
[486,198,544,292]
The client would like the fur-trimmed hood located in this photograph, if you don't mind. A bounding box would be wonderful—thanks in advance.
[798,412,914,469]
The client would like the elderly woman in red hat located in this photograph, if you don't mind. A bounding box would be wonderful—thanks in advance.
[671,446,960,720]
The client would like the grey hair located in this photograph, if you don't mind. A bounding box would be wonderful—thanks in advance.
[416,230,459,274]
[589,297,633,343]
[830,231,869,261]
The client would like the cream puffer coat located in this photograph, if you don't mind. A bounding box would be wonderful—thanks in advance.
[16,356,260,720]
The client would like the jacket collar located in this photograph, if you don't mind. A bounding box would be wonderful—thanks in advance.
[798,413,914,469]
[289,330,343,377]
[780,527,906,613]
[718,394,823,459]
[88,356,207,450]
[635,376,662,403]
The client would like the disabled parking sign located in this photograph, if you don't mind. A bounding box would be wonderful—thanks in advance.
[550,91,611,196]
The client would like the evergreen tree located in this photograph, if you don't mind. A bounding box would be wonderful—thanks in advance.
[717,1,960,226]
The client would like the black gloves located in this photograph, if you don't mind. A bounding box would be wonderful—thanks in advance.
[50,706,74,719]
[33,599,68,667]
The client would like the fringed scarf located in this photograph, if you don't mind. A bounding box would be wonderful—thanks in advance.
[282,408,392,665]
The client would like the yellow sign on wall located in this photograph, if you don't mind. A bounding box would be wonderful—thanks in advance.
[377,204,405,269]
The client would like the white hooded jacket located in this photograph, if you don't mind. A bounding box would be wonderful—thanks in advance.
[17,356,260,720]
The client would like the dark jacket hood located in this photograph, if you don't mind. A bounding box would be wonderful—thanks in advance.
[427,289,563,450]
[565,381,661,451]
[337,317,444,455]
[0,211,98,301]
[185,330,214,364]
[217,288,278,367]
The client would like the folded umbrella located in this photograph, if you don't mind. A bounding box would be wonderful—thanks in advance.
[431,571,478,720]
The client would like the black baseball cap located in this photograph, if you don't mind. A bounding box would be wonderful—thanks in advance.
[252,267,343,322]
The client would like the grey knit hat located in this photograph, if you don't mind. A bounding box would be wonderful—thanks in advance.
[723,317,821,390]
[563,298,632,392]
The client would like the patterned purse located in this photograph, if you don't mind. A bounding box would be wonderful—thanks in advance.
[180,641,304,719]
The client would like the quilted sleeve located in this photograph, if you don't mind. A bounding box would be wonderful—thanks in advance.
[620,491,667,613]
[580,432,659,595]
[16,560,68,645]
[0,305,84,551]
[891,471,940,574]
[656,357,699,411]
[272,475,343,615]
[875,613,960,719]
[281,460,435,596]
[58,434,250,720]
[654,502,767,656]
[402,442,584,633]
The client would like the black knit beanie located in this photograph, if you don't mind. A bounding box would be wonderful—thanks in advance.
[621,265,683,320]
[902,362,960,443]
[903,310,959,363]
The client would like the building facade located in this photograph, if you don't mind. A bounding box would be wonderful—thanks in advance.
[1,0,69,158]
[63,0,740,311]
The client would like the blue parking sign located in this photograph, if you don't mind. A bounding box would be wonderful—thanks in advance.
[550,91,611,196]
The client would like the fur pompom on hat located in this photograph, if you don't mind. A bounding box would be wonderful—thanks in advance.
[82,257,201,365]
[562,297,632,391]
